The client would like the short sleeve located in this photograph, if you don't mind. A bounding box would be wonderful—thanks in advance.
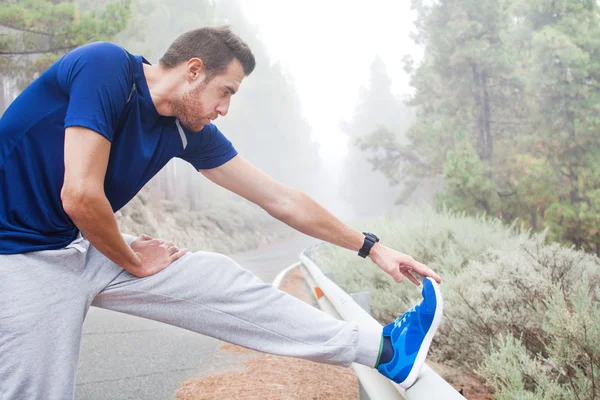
[57,42,133,142]
[177,123,238,170]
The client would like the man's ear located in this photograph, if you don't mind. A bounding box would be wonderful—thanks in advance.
[186,58,205,82]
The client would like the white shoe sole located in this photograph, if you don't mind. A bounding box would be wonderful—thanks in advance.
[398,277,443,389]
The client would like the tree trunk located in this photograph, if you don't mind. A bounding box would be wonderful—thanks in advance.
[0,78,6,113]
[567,109,579,205]
[471,63,487,161]
[159,162,176,201]
[531,209,538,230]
[481,70,493,166]
[187,171,199,211]
[471,63,494,177]
[469,63,494,215]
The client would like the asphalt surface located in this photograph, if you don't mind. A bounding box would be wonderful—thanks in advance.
[74,233,319,400]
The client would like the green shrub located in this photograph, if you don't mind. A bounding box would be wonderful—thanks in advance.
[438,233,599,370]
[478,276,599,399]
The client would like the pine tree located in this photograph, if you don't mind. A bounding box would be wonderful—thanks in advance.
[362,0,600,254]
[339,56,414,216]
[514,0,600,254]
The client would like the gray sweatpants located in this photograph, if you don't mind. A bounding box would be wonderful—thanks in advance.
[0,235,382,400]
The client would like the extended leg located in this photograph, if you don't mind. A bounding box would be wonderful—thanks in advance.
[92,250,382,368]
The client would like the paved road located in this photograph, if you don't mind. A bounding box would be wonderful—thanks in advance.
[75,233,319,400]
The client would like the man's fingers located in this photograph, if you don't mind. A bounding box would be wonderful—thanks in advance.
[390,268,404,283]
[169,248,188,263]
[160,241,174,250]
[402,270,421,286]
[410,260,442,284]
[167,245,179,256]
[141,234,169,246]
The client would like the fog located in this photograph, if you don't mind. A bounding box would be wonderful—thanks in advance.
[3,0,598,253]
[2,0,417,222]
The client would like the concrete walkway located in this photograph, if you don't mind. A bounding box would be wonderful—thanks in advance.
[75,233,319,400]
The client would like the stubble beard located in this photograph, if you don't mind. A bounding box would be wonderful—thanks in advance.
[172,80,208,131]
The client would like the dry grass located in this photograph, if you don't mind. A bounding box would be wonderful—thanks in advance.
[175,350,359,400]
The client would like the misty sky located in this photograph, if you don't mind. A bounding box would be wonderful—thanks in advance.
[240,0,422,166]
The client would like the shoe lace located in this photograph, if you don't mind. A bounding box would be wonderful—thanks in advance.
[394,304,420,328]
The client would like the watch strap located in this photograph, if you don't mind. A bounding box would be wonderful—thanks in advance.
[358,232,379,258]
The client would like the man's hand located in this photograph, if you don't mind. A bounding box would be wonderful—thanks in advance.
[129,234,188,277]
[369,243,441,285]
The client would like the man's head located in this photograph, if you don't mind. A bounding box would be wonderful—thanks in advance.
[159,26,255,131]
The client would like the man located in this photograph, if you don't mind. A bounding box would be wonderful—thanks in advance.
[0,26,442,399]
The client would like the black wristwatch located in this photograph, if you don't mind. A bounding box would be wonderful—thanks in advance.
[358,232,379,258]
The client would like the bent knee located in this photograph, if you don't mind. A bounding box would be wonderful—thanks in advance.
[181,251,239,268]
[172,251,247,279]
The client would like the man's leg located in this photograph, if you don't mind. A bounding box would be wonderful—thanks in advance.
[0,243,105,400]
[91,249,383,368]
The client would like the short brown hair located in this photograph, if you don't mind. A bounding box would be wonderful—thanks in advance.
[160,26,256,78]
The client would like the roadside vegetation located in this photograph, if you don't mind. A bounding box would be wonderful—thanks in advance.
[314,206,600,399]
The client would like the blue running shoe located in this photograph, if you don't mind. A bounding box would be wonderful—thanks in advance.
[377,277,443,389]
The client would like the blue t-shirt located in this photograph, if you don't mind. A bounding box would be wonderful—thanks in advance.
[0,42,238,254]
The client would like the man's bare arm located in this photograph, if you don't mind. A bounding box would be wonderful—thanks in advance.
[200,155,441,285]
[62,127,185,277]
[201,155,363,250]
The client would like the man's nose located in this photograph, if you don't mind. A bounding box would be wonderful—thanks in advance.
[216,101,229,117]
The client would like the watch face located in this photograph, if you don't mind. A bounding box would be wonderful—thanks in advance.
[364,232,378,240]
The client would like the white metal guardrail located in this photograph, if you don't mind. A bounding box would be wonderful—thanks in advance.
[298,248,466,400]
[272,261,302,288]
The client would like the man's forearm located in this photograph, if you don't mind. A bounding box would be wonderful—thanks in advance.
[63,191,142,271]
[272,188,441,285]
[275,190,367,253]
